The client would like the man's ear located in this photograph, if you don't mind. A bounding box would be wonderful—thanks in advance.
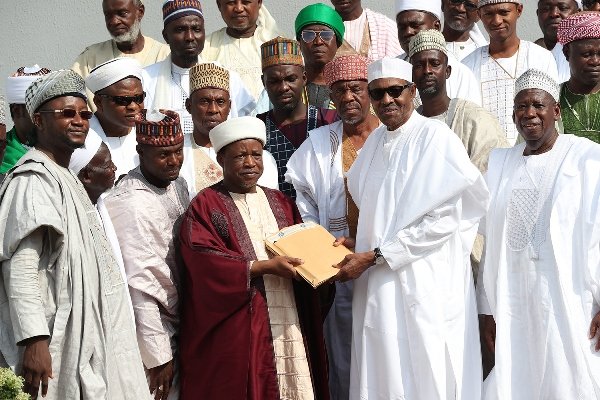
[136,144,143,157]
[162,29,169,45]
[446,65,452,79]
[32,113,42,129]
[93,95,103,112]
[79,168,92,185]
[216,150,224,167]
[137,2,145,19]
[185,98,191,113]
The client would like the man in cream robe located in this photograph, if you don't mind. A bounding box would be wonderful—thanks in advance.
[203,4,282,99]
[0,70,148,399]
[336,57,488,400]
[286,55,380,400]
[479,69,600,399]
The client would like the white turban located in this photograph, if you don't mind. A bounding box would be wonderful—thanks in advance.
[396,0,442,20]
[69,130,104,175]
[209,116,266,153]
[6,65,52,104]
[368,57,414,83]
[85,58,143,94]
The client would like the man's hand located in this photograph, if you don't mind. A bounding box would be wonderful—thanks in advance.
[148,360,174,400]
[333,236,356,250]
[481,314,496,354]
[333,251,375,282]
[251,256,303,280]
[21,336,52,399]
[589,311,600,352]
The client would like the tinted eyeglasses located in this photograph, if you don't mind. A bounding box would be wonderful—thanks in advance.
[97,92,145,107]
[38,109,94,120]
[449,0,478,11]
[368,84,413,101]
[301,29,336,43]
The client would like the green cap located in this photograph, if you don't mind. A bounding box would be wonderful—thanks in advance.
[295,3,345,45]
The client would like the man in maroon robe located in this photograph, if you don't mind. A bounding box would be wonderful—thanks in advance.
[178,116,331,399]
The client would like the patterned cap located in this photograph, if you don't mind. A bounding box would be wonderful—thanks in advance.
[190,63,230,94]
[324,55,369,87]
[136,109,184,146]
[478,0,522,9]
[514,69,560,102]
[295,4,345,45]
[557,11,600,45]
[396,0,442,20]
[6,65,52,104]
[25,70,86,119]
[0,95,5,125]
[409,29,448,59]
[261,37,304,70]
[162,0,203,26]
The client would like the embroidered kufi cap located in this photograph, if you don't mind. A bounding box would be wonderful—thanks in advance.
[25,70,86,119]
[136,109,184,146]
[69,130,104,175]
[162,0,203,26]
[408,29,448,59]
[368,57,413,84]
[324,55,369,87]
[209,116,266,153]
[6,65,52,104]
[514,69,560,102]
[558,11,600,45]
[0,95,5,125]
[396,0,442,20]
[261,37,304,70]
[190,63,230,94]
[478,0,522,9]
[295,4,345,45]
[86,58,143,93]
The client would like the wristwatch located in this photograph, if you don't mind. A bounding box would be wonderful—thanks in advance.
[373,247,385,265]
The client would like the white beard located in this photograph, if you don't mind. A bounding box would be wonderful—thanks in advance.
[111,18,142,45]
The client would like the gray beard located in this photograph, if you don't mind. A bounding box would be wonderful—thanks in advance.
[111,19,142,45]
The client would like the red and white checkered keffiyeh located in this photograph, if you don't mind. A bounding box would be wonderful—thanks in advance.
[558,11,600,45]
[324,55,369,87]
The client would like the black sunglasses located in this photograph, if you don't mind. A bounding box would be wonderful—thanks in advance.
[301,29,336,43]
[368,84,413,101]
[97,92,146,107]
[449,0,478,11]
[38,108,94,120]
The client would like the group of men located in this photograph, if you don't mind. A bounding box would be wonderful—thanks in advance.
[0,0,600,399]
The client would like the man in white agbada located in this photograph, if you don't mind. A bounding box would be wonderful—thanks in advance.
[104,109,189,400]
[462,0,559,144]
[86,57,144,179]
[535,0,581,83]
[285,54,380,400]
[202,0,282,99]
[0,70,148,399]
[332,57,488,400]
[180,62,278,198]
[442,0,489,60]
[478,69,600,400]
[396,0,483,106]
[143,0,255,139]
[72,0,170,111]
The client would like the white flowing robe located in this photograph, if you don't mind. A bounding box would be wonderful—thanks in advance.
[88,116,139,179]
[0,150,149,399]
[346,112,489,400]
[478,135,600,400]
[551,42,571,83]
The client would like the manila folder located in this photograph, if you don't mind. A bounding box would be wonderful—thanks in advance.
[265,221,352,288]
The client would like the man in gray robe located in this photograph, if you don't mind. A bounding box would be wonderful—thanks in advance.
[0,70,148,399]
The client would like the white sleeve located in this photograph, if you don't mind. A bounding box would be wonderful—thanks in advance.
[258,150,279,190]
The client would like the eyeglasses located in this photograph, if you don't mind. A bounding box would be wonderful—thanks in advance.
[301,29,336,43]
[449,0,478,11]
[97,92,145,107]
[38,109,94,120]
[368,84,413,101]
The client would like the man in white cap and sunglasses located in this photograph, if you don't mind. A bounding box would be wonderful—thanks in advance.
[332,57,489,400]
[86,57,145,179]
[0,70,149,399]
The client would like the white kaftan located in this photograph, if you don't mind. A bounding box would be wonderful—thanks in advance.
[478,135,600,400]
[346,112,489,400]
[462,40,559,144]
[0,149,149,399]
[551,42,571,83]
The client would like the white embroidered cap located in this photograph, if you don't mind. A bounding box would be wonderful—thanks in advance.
[478,0,522,9]
[514,69,560,102]
[396,0,442,20]
[368,57,413,83]
[409,29,448,59]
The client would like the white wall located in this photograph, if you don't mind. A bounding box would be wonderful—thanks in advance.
[0,1,542,106]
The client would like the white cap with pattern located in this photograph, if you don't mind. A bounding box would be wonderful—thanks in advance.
[514,69,560,102]
[478,0,522,9]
